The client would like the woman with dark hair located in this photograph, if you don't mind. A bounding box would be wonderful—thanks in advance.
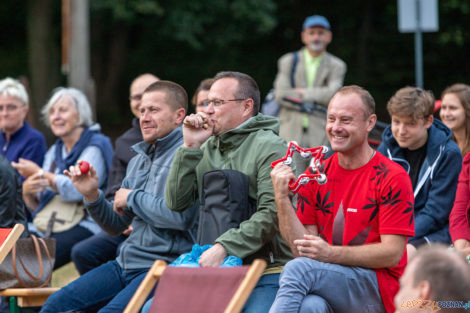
[441,83,470,255]
[14,87,113,268]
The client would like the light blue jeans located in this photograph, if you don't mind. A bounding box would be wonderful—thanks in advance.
[269,257,386,313]
[141,272,280,313]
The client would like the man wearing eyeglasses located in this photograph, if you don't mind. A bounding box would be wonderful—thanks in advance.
[70,73,159,275]
[0,77,47,181]
[165,71,293,313]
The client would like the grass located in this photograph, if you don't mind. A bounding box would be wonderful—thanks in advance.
[51,262,80,287]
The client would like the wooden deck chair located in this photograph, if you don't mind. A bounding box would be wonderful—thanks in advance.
[0,224,25,264]
[125,259,267,313]
[0,224,59,312]
[123,260,167,313]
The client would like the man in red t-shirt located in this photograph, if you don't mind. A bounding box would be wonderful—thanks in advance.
[270,85,415,313]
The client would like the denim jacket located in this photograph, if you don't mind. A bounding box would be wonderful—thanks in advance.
[85,126,198,270]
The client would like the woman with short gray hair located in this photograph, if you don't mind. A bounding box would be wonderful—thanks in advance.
[14,87,114,269]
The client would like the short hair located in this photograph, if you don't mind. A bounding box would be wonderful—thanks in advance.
[41,87,93,128]
[213,71,260,116]
[0,77,29,107]
[336,85,375,118]
[441,83,470,156]
[143,80,188,112]
[387,86,434,120]
[412,245,470,302]
[191,78,214,105]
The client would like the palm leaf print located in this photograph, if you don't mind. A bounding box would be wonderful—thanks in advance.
[315,190,334,215]
[370,162,390,185]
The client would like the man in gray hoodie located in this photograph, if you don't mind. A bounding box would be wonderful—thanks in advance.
[39,80,198,313]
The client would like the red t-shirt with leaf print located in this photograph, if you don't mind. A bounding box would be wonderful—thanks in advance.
[296,151,415,313]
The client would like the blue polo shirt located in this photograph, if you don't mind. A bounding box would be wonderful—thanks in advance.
[0,122,47,180]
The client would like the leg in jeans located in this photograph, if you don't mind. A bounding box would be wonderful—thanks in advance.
[40,261,126,313]
[52,225,93,269]
[269,257,385,313]
[242,273,280,313]
[97,266,150,313]
[71,231,126,275]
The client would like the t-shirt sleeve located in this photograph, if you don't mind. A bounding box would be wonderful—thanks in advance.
[378,171,415,236]
[296,184,318,225]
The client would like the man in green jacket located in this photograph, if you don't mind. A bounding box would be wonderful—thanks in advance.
[165,71,293,313]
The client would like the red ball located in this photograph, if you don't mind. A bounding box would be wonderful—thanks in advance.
[80,161,90,174]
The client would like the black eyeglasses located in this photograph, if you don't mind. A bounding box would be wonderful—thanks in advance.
[202,99,246,107]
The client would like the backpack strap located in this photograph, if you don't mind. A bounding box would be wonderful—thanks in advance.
[290,51,299,88]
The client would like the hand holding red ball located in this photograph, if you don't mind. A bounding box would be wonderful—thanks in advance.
[79,161,90,174]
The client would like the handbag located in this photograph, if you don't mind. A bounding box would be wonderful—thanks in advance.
[33,194,85,234]
[0,235,56,289]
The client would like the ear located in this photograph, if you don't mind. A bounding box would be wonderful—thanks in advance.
[417,280,432,300]
[366,114,377,133]
[242,98,255,118]
[21,106,29,118]
[174,108,186,125]
[300,30,308,46]
[325,30,332,45]
[424,115,433,129]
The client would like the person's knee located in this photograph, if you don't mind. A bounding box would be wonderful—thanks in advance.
[300,295,332,313]
[283,257,320,277]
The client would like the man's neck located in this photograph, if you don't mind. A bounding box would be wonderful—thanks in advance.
[337,145,375,170]
[3,122,24,143]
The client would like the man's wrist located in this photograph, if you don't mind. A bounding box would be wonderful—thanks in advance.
[84,189,100,203]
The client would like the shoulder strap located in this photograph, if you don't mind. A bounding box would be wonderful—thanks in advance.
[290,51,299,87]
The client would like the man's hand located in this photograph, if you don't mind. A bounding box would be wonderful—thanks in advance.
[63,161,100,202]
[271,163,295,200]
[122,225,133,236]
[198,243,228,267]
[113,188,132,216]
[294,234,333,262]
[11,158,41,178]
[183,112,214,149]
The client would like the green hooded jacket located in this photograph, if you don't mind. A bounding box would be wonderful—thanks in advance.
[165,114,293,267]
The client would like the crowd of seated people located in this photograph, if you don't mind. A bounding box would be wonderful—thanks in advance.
[0,17,469,312]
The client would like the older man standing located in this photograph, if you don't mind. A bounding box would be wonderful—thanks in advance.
[0,77,46,179]
[274,15,346,147]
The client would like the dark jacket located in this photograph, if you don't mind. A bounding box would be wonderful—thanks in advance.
[105,118,142,200]
[378,119,462,243]
[0,154,28,234]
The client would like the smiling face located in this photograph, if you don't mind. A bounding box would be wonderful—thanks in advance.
[139,91,184,143]
[49,95,82,139]
[326,93,375,155]
[0,94,28,135]
[440,93,466,133]
[391,114,432,150]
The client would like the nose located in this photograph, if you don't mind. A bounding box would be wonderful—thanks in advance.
[205,102,215,114]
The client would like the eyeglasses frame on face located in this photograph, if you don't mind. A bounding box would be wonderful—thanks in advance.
[202,99,246,108]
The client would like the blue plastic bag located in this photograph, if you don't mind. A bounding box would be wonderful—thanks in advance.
[170,244,242,267]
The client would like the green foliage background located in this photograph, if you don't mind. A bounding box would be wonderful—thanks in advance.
[0,0,468,140]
